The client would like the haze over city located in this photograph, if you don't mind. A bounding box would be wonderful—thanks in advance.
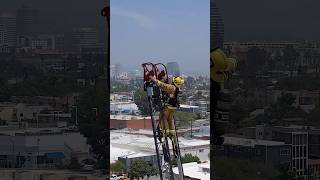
[111,0,209,76]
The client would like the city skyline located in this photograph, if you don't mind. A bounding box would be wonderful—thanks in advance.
[0,1,105,36]
[111,0,210,76]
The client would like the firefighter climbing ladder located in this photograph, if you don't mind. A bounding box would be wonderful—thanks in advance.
[142,63,184,180]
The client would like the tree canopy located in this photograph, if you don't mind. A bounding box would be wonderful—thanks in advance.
[111,161,125,174]
[128,160,158,180]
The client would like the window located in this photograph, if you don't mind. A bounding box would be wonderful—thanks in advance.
[234,147,242,152]
[265,132,270,136]
[304,146,307,157]
[255,149,261,155]
[280,149,291,156]
[199,149,204,153]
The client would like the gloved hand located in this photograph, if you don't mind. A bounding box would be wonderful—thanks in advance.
[149,75,157,82]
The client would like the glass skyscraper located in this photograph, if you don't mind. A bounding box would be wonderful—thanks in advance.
[211,1,224,49]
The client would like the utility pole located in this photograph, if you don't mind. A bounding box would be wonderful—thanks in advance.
[36,112,39,129]
[36,112,40,168]
[72,106,78,126]
[75,107,78,126]
[190,117,193,138]
[92,108,98,117]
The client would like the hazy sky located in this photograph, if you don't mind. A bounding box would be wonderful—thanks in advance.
[216,0,320,42]
[110,0,210,75]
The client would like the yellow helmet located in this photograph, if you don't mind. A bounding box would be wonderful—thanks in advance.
[211,48,237,82]
[172,76,184,88]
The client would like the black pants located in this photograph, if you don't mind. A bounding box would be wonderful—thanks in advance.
[211,80,225,145]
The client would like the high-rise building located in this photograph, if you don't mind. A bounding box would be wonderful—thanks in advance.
[0,13,17,47]
[211,1,224,49]
[69,28,103,53]
[166,62,181,76]
[54,34,65,53]
[0,24,9,53]
[114,64,122,79]
[110,64,116,79]
[17,5,39,38]
[255,125,309,178]
[0,24,5,46]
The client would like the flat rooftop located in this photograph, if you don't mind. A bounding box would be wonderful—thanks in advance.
[110,115,152,120]
[110,144,135,163]
[223,135,285,147]
[120,152,156,159]
[173,162,210,180]
[110,131,209,151]
[179,104,199,108]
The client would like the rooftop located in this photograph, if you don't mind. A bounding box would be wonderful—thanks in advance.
[110,115,152,120]
[179,104,199,108]
[173,162,210,180]
[110,101,136,105]
[120,152,156,158]
[223,135,285,147]
[110,131,209,151]
[110,144,135,163]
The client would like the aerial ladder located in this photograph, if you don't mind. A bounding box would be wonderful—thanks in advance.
[142,62,184,180]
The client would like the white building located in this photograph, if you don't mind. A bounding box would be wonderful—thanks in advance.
[173,162,210,180]
[0,13,17,47]
[179,104,200,113]
[110,93,134,102]
[110,131,210,163]
[0,129,90,169]
[0,170,106,180]
[110,102,138,115]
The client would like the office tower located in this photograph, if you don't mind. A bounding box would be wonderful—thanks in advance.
[166,62,181,76]
[17,5,39,38]
[0,13,17,47]
[211,1,224,49]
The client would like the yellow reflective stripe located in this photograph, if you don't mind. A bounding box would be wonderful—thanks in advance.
[156,80,161,86]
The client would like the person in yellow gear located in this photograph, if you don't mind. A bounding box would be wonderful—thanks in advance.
[211,47,238,145]
[150,75,184,137]
[211,48,237,89]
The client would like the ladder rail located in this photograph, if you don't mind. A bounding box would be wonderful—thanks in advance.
[160,117,175,179]
[172,116,185,180]
[143,62,185,180]
[147,85,164,180]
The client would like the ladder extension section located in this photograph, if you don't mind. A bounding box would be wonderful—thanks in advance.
[142,62,184,180]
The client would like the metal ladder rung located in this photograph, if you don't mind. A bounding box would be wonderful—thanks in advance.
[146,82,184,180]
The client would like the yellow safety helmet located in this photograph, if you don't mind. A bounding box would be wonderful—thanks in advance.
[172,76,184,88]
[225,57,237,76]
[211,48,237,82]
